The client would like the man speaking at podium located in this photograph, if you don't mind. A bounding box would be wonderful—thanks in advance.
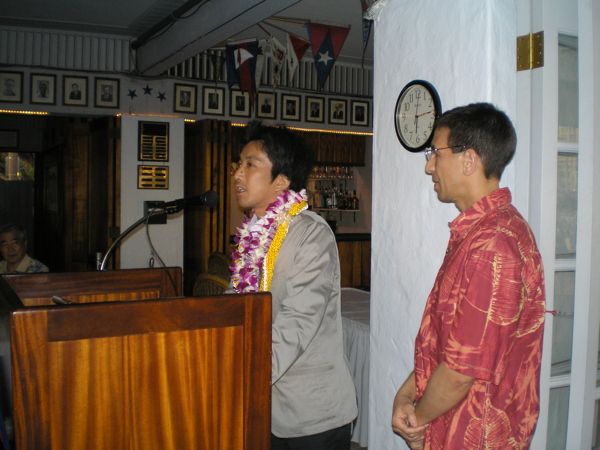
[225,121,357,449]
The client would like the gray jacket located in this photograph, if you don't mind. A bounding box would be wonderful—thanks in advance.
[227,210,357,437]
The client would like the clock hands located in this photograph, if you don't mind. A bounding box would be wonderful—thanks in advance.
[416,111,433,117]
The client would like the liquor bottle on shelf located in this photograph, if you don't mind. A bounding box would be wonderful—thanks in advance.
[331,186,338,209]
[352,190,359,210]
[338,185,346,210]
[313,187,320,209]
[324,188,332,209]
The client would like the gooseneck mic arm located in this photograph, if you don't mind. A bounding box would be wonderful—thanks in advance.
[100,190,218,271]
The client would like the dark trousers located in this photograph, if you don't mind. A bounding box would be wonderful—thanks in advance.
[271,423,352,450]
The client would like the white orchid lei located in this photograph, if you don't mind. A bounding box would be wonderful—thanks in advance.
[231,189,308,293]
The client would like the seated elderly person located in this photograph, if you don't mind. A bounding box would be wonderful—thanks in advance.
[0,224,49,274]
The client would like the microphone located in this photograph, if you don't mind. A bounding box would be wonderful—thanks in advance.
[160,190,219,214]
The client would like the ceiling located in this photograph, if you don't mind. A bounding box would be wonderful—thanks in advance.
[0,0,373,73]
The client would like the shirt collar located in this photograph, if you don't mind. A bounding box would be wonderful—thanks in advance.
[449,187,512,237]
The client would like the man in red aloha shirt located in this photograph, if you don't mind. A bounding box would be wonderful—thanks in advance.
[392,103,545,450]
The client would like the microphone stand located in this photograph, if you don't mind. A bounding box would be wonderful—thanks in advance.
[100,209,167,271]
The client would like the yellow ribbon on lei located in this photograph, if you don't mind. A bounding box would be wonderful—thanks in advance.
[260,201,307,292]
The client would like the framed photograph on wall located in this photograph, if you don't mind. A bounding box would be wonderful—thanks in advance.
[0,71,23,103]
[95,77,120,109]
[256,91,276,119]
[328,98,347,125]
[30,73,56,105]
[63,76,88,106]
[174,83,197,114]
[202,86,225,116]
[281,94,300,122]
[305,96,324,123]
[230,90,251,118]
[351,100,369,127]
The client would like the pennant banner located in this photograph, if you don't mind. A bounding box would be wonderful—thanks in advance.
[287,34,310,81]
[255,39,267,90]
[305,22,350,90]
[225,40,259,108]
[269,36,287,88]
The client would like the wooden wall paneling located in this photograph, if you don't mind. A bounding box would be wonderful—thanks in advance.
[88,117,111,269]
[319,132,336,164]
[215,120,232,254]
[343,134,366,166]
[109,116,122,269]
[351,241,362,286]
[334,133,353,165]
[302,131,320,162]
[184,121,209,293]
[184,120,231,295]
[34,143,64,271]
[361,241,371,288]
[64,122,92,271]
[335,240,370,288]
[336,241,353,287]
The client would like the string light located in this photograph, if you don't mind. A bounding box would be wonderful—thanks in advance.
[230,122,372,136]
[0,109,49,115]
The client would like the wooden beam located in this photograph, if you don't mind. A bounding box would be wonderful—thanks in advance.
[135,0,300,76]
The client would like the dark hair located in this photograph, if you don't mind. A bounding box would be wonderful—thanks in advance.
[435,103,516,179]
[243,120,315,192]
[0,223,26,241]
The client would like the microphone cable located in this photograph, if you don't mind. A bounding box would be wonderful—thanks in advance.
[145,206,179,297]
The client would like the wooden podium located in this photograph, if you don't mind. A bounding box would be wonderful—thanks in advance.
[0,268,271,450]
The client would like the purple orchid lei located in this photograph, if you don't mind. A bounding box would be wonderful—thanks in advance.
[230,188,308,293]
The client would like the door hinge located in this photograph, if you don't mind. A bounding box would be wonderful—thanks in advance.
[517,31,544,71]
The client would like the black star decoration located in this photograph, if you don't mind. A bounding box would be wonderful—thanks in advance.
[157,92,166,102]
[127,89,137,100]
[143,84,153,95]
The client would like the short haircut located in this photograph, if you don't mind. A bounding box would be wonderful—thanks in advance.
[435,103,517,179]
[0,223,26,241]
[243,120,315,192]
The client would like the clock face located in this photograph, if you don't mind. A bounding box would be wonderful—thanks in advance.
[394,81,441,152]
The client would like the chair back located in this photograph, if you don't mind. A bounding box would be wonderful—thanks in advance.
[208,251,232,280]
[193,273,229,296]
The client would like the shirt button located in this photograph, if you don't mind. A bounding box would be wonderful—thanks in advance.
[415,349,418,355]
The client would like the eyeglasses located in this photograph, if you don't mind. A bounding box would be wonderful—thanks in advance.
[424,145,466,161]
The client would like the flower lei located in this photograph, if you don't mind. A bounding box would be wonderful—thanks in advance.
[231,189,308,293]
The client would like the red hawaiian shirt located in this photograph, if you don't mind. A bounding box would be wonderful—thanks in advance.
[414,188,545,449]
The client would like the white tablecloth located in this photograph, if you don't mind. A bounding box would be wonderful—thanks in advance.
[341,287,370,447]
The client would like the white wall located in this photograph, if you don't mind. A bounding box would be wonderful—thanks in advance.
[119,115,185,270]
[369,1,516,448]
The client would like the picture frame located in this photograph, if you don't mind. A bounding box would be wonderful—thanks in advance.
[0,130,18,149]
[95,77,120,109]
[63,76,88,107]
[173,83,197,114]
[0,71,23,103]
[30,73,56,105]
[328,98,347,125]
[281,94,301,122]
[305,96,325,123]
[230,90,251,118]
[256,91,276,119]
[202,86,225,116]
[351,100,370,127]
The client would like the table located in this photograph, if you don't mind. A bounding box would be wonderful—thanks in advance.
[341,287,370,447]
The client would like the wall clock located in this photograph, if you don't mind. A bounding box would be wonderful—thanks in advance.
[394,80,441,152]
